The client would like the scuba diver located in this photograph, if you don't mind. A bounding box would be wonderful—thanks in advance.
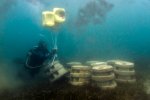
[25,40,57,77]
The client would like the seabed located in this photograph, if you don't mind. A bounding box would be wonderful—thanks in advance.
[0,73,150,100]
[0,60,150,100]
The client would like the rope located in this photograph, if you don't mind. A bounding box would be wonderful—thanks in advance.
[50,31,55,48]
[49,32,58,67]
[54,32,58,49]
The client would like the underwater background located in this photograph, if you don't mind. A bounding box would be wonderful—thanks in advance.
[0,0,150,94]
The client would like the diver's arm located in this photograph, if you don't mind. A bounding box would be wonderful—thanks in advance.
[48,48,57,59]
[44,48,57,60]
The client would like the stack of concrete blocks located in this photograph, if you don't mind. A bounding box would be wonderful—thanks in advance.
[70,65,91,86]
[67,62,82,69]
[47,61,68,82]
[86,61,107,67]
[107,60,136,83]
[91,64,117,89]
[66,62,82,75]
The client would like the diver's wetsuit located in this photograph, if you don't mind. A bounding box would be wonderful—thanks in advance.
[27,46,51,67]
[26,45,56,77]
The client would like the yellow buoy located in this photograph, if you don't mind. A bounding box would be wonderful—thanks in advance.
[42,11,55,27]
[53,8,66,24]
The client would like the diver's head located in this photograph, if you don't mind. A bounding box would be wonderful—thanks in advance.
[38,40,47,49]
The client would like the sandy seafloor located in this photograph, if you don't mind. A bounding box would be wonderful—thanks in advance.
[0,60,150,100]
